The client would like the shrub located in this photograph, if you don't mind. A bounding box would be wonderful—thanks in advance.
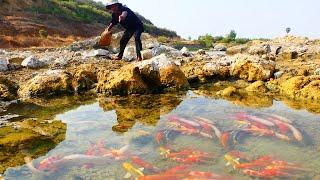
[39,29,48,38]
[198,34,214,48]
[226,30,237,41]
[158,36,169,43]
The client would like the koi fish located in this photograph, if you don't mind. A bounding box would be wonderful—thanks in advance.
[24,157,50,176]
[286,124,303,142]
[155,131,164,144]
[236,112,275,127]
[221,132,230,149]
[159,147,171,157]
[131,156,160,173]
[224,154,240,169]
[123,162,144,178]
[37,155,63,171]
[168,115,201,129]
[268,118,290,134]
[195,117,222,139]
[188,171,224,179]
[268,114,293,124]
[139,174,186,180]
[242,168,292,178]
[163,165,191,174]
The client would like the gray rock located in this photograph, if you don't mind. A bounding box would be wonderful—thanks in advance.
[314,68,320,75]
[180,47,191,57]
[21,56,46,69]
[84,49,110,58]
[213,44,227,51]
[0,58,9,72]
[197,49,206,55]
[274,71,284,79]
[123,46,136,61]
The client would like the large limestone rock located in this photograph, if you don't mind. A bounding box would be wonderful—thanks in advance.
[97,64,149,95]
[18,70,73,98]
[71,64,98,92]
[21,56,46,69]
[279,76,320,101]
[141,49,153,60]
[138,54,189,90]
[97,54,189,95]
[226,44,248,55]
[230,54,276,81]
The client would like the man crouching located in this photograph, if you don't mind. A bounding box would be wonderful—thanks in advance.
[106,0,144,61]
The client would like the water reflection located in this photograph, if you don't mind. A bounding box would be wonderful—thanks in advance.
[99,93,185,133]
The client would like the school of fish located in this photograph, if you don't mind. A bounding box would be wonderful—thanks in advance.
[24,112,307,179]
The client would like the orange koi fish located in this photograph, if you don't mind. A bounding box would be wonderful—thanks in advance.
[221,131,230,149]
[131,156,160,173]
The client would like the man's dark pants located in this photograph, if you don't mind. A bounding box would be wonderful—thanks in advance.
[118,26,144,59]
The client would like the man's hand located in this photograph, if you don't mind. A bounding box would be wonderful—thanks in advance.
[119,11,128,22]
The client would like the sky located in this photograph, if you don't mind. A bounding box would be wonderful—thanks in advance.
[95,0,319,39]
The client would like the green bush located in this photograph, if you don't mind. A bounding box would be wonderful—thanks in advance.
[198,34,214,48]
[39,29,48,38]
[158,36,169,43]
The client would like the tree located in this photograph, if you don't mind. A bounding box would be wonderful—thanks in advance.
[198,34,214,48]
[226,30,237,41]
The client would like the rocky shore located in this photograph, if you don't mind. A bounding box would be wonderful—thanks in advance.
[0,34,320,111]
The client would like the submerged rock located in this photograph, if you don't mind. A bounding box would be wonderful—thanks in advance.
[97,54,189,95]
[217,86,237,97]
[245,81,268,93]
[0,119,66,173]
[18,70,73,98]
[21,56,46,69]
[230,54,276,81]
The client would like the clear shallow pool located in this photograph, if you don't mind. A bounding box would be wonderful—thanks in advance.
[3,91,320,180]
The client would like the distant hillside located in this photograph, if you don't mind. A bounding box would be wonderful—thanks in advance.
[0,0,178,48]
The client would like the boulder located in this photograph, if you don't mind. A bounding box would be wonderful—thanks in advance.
[197,49,206,55]
[18,70,73,98]
[123,46,136,61]
[279,76,320,101]
[97,54,189,95]
[71,64,98,92]
[248,44,271,55]
[274,71,284,79]
[180,47,191,57]
[315,68,320,75]
[226,44,248,55]
[141,49,153,60]
[138,54,189,90]
[21,56,46,69]
[230,54,276,81]
[97,64,149,95]
[213,44,227,51]
[83,49,110,58]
